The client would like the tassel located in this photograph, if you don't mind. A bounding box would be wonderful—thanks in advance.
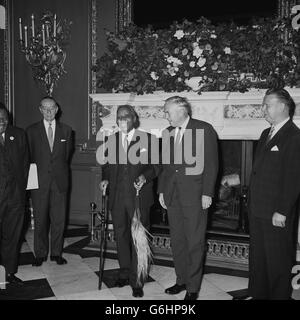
[131,190,153,287]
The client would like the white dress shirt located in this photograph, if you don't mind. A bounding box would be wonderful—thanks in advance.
[270,117,289,140]
[121,128,135,149]
[175,115,190,142]
[43,119,56,141]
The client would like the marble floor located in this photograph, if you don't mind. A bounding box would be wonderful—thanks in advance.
[0,225,299,300]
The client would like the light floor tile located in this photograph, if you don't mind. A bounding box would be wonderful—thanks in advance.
[197,292,233,300]
[149,265,176,289]
[204,273,248,292]
[16,265,46,281]
[57,288,117,300]
[41,258,93,278]
[47,271,104,297]
[82,257,120,272]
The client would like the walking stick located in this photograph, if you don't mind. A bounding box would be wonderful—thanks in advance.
[98,184,108,290]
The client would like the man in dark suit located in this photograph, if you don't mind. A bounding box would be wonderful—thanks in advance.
[99,105,159,298]
[26,97,73,266]
[248,88,300,300]
[158,96,218,300]
[0,104,29,285]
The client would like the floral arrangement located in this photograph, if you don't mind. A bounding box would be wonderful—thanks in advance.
[93,16,300,94]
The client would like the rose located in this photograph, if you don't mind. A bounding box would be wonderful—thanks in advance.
[197,57,206,67]
[224,47,231,55]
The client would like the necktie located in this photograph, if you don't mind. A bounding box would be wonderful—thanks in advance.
[0,134,4,146]
[175,127,182,146]
[123,134,128,153]
[48,122,54,151]
[266,125,275,144]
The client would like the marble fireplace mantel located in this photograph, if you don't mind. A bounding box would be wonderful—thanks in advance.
[90,88,300,141]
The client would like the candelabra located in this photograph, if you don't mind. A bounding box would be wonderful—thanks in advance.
[18,12,72,96]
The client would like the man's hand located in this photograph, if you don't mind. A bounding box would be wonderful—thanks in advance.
[202,195,212,210]
[100,180,109,194]
[272,212,286,228]
[134,175,146,191]
[159,193,167,209]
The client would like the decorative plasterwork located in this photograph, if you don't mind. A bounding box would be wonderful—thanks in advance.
[90,89,300,140]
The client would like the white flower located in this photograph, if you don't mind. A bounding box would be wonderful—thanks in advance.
[152,33,159,39]
[193,47,203,58]
[166,56,183,66]
[192,42,199,49]
[113,59,118,64]
[150,71,159,80]
[177,77,182,82]
[189,61,196,68]
[182,48,188,56]
[174,30,185,39]
[240,73,245,80]
[10,136,14,141]
[168,67,177,76]
[210,34,217,39]
[197,57,206,67]
[201,66,206,71]
[224,47,231,55]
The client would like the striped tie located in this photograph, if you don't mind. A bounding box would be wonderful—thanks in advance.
[48,122,54,151]
[266,125,275,144]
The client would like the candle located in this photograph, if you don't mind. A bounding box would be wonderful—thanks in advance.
[42,24,45,46]
[53,14,56,38]
[31,14,35,38]
[19,18,22,41]
[24,26,28,48]
[46,24,49,39]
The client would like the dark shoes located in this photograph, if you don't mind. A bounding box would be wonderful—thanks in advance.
[50,256,68,265]
[114,278,129,288]
[6,274,24,286]
[132,287,144,298]
[184,292,198,300]
[165,283,186,295]
[32,257,47,266]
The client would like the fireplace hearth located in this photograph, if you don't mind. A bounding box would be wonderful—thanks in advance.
[89,89,300,270]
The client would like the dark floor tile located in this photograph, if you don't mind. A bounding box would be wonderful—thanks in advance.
[95,268,155,288]
[64,226,89,238]
[204,265,248,278]
[227,288,249,299]
[0,278,55,300]
[18,252,36,266]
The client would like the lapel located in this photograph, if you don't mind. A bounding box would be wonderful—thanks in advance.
[38,121,52,154]
[253,120,293,169]
[52,121,62,155]
[3,126,14,159]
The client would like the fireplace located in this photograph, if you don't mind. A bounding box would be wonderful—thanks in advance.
[90,89,300,270]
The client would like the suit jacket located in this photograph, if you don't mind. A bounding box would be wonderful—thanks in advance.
[158,118,219,207]
[102,129,159,210]
[26,120,73,193]
[249,119,300,220]
[1,125,29,203]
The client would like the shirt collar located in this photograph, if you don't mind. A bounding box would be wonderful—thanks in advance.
[43,119,56,127]
[121,128,135,143]
[272,117,289,134]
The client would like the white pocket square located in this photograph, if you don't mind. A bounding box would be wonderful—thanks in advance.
[271,145,279,151]
[61,139,66,142]
[140,148,147,152]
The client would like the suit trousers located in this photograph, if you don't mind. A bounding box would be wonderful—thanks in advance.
[167,186,207,293]
[0,179,24,274]
[248,215,296,299]
[111,186,150,288]
[31,179,67,258]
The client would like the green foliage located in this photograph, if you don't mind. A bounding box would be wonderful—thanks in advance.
[93,16,300,94]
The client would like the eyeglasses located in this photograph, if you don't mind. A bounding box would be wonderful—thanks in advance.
[41,107,57,112]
